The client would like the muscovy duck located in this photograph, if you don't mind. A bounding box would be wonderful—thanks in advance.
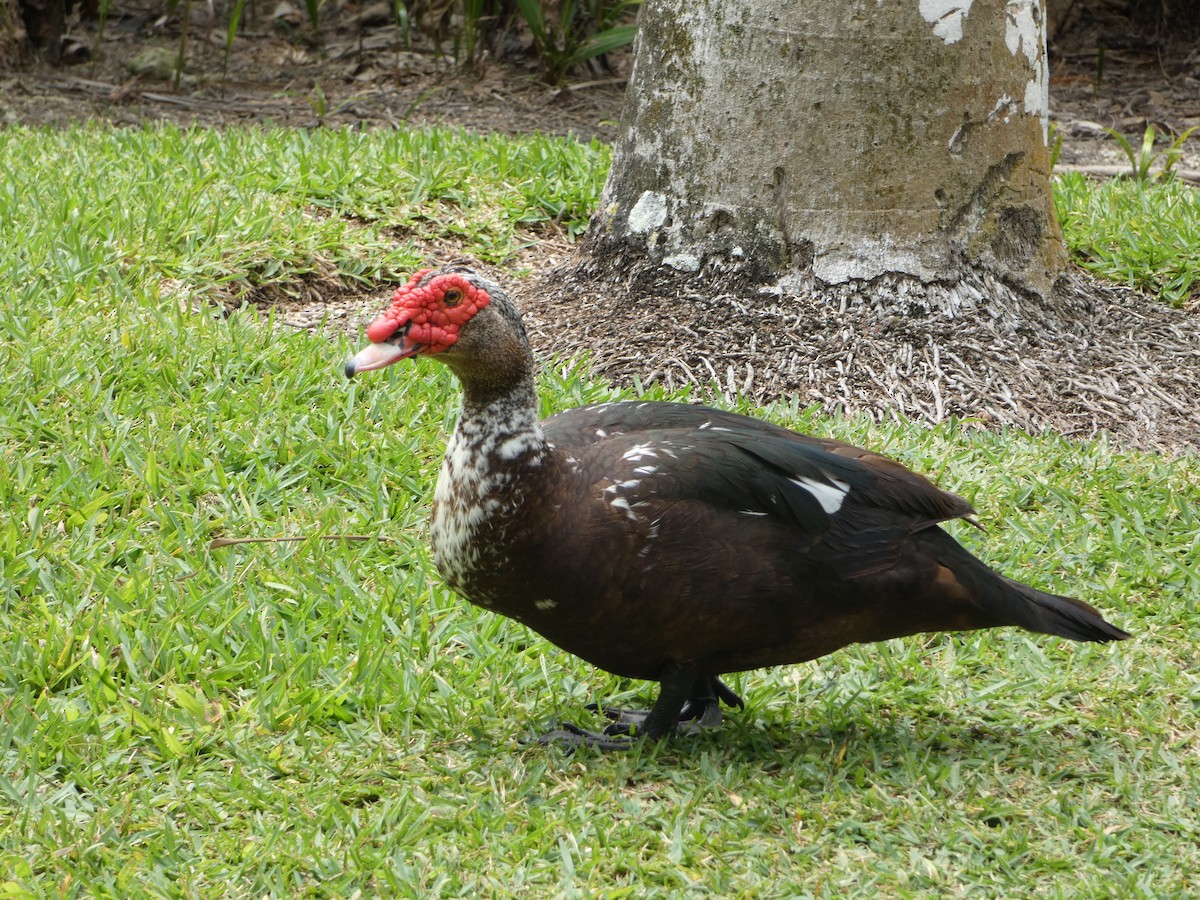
[345,267,1129,748]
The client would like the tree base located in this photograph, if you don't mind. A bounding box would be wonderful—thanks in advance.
[517,253,1200,453]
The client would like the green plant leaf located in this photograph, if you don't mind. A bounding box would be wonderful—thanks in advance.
[1048,122,1064,169]
[1137,124,1158,179]
[1103,127,1137,174]
[1162,125,1198,175]
[303,0,320,29]
[576,23,640,62]
[226,0,246,53]
[515,0,549,47]
[223,0,248,89]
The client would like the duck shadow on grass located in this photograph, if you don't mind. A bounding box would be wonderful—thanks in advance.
[512,705,1128,785]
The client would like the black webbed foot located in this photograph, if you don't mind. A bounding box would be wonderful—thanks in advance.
[533,708,652,751]
[535,721,639,751]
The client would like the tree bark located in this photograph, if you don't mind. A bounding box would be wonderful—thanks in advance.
[11,0,62,62]
[585,0,1068,317]
[1,0,28,63]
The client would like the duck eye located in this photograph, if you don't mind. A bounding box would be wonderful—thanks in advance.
[443,288,463,307]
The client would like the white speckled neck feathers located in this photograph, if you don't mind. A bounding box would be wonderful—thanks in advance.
[430,379,547,599]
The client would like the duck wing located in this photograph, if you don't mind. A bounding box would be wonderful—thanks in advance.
[544,400,975,577]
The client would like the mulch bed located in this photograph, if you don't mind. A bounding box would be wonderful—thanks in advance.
[517,262,1200,455]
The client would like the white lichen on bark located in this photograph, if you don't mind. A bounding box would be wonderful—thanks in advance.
[1004,0,1050,139]
[919,0,976,44]
[627,191,669,234]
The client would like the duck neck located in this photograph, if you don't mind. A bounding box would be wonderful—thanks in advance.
[453,368,546,468]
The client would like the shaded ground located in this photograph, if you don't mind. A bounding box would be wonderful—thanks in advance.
[6,3,1198,154]
[4,5,1199,453]
[0,2,627,139]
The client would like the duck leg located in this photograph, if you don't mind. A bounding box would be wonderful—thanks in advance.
[677,676,745,728]
[602,674,743,732]
[538,665,742,750]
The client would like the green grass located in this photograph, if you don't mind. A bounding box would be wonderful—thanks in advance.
[1055,170,1200,305]
[1,123,1198,896]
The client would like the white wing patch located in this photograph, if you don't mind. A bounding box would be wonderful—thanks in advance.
[791,474,851,514]
[609,496,640,522]
[605,479,642,495]
[622,444,659,462]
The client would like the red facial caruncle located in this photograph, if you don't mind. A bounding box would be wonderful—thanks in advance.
[366,270,492,353]
[344,270,493,377]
